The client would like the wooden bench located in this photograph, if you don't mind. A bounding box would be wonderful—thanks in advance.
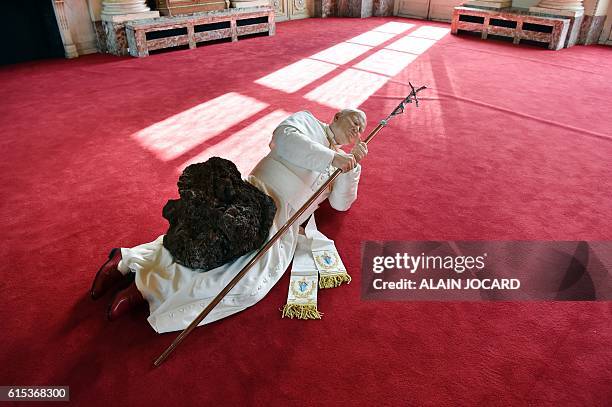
[125,6,275,57]
[451,6,570,50]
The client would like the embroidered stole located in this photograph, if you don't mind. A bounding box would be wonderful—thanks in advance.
[280,123,352,319]
[281,216,351,319]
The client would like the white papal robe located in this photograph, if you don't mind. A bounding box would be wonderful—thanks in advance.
[119,111,361,333]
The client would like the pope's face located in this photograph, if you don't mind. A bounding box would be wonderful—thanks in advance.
[334,113,366,145]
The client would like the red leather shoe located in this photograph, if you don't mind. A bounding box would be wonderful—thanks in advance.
[107,282,145,321]
[91,248,124,300]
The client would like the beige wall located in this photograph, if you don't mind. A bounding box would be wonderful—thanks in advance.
[87,0,104,21]
[595,0,610,14]
[582,0,610,14]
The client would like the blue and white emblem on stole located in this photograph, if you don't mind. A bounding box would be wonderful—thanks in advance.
[314,250,342,271]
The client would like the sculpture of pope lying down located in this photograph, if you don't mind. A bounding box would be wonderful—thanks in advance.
[90,109,368,333]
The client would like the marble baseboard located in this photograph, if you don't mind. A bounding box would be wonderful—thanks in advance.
[338,0,372,17]
[579,14,606,45]
[321,0,337,17]
[373,0,394,16]
[101,11,162,56]
[337,0,354,17]
[567,14,582,47]
[324,0,385,17]
[314,0,322,16]
[103,21,129,56]
[94,20,108,53]
[362,0,373,17]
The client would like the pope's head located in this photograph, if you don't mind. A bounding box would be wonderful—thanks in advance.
[329,109,367,145]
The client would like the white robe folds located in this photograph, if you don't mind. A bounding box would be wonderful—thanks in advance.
[119,111,360,333]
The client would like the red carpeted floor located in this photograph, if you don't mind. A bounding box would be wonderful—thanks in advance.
[1,17,611,406]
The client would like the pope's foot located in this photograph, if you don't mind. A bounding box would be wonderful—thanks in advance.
[107,282,145,321]
[91,248,125,300]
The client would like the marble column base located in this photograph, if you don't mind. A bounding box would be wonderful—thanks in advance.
[101,1,152,15]
[464,1,513,9]
[529,7,583,47]
[101,11,160,56]
[102,10,160,23]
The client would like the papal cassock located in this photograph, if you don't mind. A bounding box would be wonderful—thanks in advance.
[117,111,361,333]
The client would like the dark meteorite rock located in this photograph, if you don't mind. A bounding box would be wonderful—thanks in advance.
[162,157,276,271]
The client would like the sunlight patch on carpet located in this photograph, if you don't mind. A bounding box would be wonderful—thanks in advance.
[254,59,338,93]
[354,49,418,77]
[304,69,388,109]
[346,31,398,47]
[131,93,267,161]
[309,42,373,65]
[373,21,415,34]
[179,109,291,175]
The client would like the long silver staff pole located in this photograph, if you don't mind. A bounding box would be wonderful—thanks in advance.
[153,83,427,367]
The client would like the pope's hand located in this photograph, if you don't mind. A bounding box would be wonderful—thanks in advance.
[332,151,357,172]
[351,140,368,162]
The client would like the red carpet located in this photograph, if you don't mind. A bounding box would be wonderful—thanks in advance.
[1,17,611,406]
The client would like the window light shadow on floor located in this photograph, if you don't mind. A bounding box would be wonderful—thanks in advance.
[131,92,268,161]
[127,21,450,174]
[179,109,291,175]
[303,23,449,109]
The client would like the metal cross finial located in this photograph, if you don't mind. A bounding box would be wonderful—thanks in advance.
[380,82,427,126]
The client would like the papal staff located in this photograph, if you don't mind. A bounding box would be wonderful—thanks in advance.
[153,82,427,367]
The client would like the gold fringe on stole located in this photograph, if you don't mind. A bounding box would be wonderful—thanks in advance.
[280,304,322,319]
[319,273,352,289]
